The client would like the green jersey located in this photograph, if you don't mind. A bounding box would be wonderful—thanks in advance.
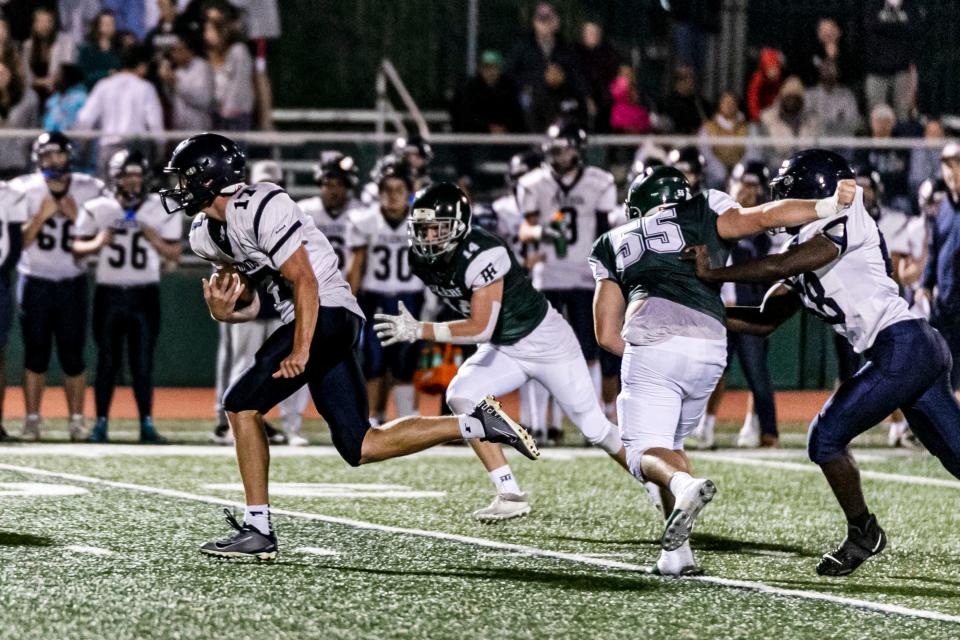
[589,189,737,323]
[410,226,549,345]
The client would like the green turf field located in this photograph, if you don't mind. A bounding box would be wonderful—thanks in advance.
[2,420,959,639]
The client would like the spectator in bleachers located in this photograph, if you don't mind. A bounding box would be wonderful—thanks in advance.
[700,90,748,176]
[658,64,709,134]
[798,17,855,88]
[77,10,121,90]
[608,65,649,134]
[507,3,583,116]
[22,7,76,104]
[145,0,185,58]
[527,61,587,133]
[0,60,39,174]
[451,50,525,134]
[158,32,214,131]
[101,0,148,41]
[0,17,22,79]
[909,119,945,198]
[229,0,282,130]
[918,143,960,391]
[668,0,720,83]
[574,21,620,133]
[855,103,912,213]
[75,44,164,175]
[42,62,86,131]
[803,59,860,137]
[58,0,101,48]
[863,0,918,121]
[204,15,254,130]
[759,76,819,161]
[746,47,782,122]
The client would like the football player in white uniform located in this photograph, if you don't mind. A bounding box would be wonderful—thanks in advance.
[0,182,24,441]
[298,151,363,274]
[691,149,960,577]
[347,157,425,425]
[518,123,622,440]
[163,134,536,559]
[72,149,181,443]
[13,132,106,441]
[361,135,433,206]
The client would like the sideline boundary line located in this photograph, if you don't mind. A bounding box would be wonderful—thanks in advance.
[1,462,958,625]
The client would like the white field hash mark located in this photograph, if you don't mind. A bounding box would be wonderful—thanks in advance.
[64,545,113,556]
[1,463,958,625]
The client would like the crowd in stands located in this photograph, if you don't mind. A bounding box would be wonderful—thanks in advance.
[0,0,279,175]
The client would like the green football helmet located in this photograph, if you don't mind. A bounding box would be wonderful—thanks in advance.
[408,182,472,261]
[624,165,691,219]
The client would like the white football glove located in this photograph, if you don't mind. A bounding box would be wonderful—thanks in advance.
[373,301,422,346]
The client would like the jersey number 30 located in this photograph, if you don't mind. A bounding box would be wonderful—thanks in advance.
[614,210,685,270]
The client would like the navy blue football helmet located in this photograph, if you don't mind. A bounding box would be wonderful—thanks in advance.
[769,149,854,201]
[160,133,246,216]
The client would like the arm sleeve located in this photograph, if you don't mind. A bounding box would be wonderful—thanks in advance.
[257,193,307,270]
[589,236,619,283]
[72,205,100,238]
[464,246,511,289]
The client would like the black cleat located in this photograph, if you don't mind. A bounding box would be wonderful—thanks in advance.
[139,418,167,444]
[816,514,886,577]
[471,396,540,460]
[200,509,278,560]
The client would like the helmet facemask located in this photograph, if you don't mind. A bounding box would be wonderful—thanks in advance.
[160,168,217,216]
[408,204,467,261]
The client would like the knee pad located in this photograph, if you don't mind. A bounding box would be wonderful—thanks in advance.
[806,416,844,465]
[570,403,623,454]
[445,374,482,415]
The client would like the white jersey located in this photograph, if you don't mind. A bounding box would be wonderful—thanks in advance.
[346,206,424,295]
[74,194,182,286]
[878,208,926,261]
[517,165,617,290]
[189,182,362,324]
[491,194,525,258]
[0,182,26,268]
[781,188,916,353]
[13,172,106,281]
[297,195,362,273]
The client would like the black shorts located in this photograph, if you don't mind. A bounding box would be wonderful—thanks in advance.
[543,288,599,362]
[358,291,424,381]
[223,306,370,466]
[19,275,88,375]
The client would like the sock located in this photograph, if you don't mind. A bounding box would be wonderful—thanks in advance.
[26,413,39,422]
[69,413,84,424]
[393,384,416,418]
[848,509,871,530]
[658,541,696,573]
[457,414,483,440]
[244,504,272,535]
[488,464,522,495]
[669,471,695,497]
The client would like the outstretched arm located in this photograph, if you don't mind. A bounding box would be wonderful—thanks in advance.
[687,234,839,284]
[374,279,504,346]
[725,285,802,336]
[715,179,857,240]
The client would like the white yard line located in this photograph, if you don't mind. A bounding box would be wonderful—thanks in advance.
[296,546,340,557]
[1,463,958,625]
[693,453,960,489]
[64,545,113,556]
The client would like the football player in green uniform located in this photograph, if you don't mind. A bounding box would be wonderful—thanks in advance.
[590,164,856,575]
[374,183,635,522]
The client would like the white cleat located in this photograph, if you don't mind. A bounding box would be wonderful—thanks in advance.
[694,415,715,450]
[286,433,310,447]
[210,424,234,446]
[736,413,761,448]
[472,492,531,523]
[68,416,87,442]
[887,421,908,448]
[21,416,42,442]
[662,478,717,551]
[650,541,702,577]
